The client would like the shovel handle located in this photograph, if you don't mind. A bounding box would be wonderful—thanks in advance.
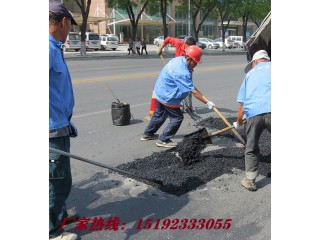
[208,120,247,137]
[159,54,166,65]
[49,147,163,186]
[195,87,246,146]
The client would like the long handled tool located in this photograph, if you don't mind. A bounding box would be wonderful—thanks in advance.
[195,87,246,146]
[206,119,247,138]
[49,147,163,186]
[159,54,201,121]
[184,120,247,145]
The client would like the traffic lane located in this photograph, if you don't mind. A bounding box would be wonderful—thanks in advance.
[69,59,246,117]
[66,55,247,80]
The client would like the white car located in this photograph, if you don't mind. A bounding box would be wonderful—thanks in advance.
[213,37,233,49]
[62,32,81,52]
[198,38,219,49]
[227,36,244,48]
[153,36,164,46]
[100,35,119,51]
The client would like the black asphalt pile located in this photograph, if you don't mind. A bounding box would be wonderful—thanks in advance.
[175,129,207,165]
[116,117,270,196]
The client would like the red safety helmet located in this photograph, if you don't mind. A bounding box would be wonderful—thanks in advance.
[185,45,202,64]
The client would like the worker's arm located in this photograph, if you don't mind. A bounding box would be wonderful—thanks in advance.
[157,37,176,55]
[236,104,245,125]
[191,89,215,110]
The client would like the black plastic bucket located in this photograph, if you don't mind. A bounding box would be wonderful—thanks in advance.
[111,102,131,126]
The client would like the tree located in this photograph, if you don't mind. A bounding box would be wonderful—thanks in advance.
[234,0,257,43]
[64,0,92,56]
[148,0,173,39]
[250,0,271,27]
[179,0,217,41]
[215,0,236,51]
[108,0,149,41]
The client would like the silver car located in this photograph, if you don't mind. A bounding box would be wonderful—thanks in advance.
[199,38,219,49]
[100,36,119,51]
[153,36,164,46]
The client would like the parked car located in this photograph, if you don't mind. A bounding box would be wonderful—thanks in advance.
[85,32,101,51]
[180,36,206,49]
[105,34,119,42]
[227,36,244,48]
[153,36,164,46]
[198,38,219,49]
[100,35,119,51]
[62,32,81,52]
[213,37,232,49]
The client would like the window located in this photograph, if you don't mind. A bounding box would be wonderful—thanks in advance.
[89,34,100,40]
[69,34,80,40]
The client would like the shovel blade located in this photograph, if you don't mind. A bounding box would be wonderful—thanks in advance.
[184,127,209,139]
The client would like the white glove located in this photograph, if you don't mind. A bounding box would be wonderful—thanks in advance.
[233,122,244,130]
[206,101,215,109]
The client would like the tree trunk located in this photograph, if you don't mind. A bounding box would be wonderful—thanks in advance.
[80,18,87,56]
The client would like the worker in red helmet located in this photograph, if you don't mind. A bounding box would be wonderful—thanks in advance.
[141,46,215,148]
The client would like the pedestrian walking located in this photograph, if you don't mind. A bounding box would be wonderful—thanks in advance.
[128,38,135,55]
[236,50,271,191]
[135,37,141,55]
[49,1,79,240]
[141,38,148,55]
[141,46,215,148]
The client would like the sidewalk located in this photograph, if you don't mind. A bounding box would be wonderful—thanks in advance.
[64,44,246,60]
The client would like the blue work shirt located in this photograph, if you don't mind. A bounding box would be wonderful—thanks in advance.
[153,56,194,106]
[49,34,74,131]
[237,61,271,118]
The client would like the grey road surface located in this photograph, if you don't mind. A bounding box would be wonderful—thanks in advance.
[62,53,271,240]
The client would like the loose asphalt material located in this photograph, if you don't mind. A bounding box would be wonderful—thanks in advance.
[117,117,271,196]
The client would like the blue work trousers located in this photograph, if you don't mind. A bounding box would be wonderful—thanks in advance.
[144,101,184,142]
[49,136,72,238]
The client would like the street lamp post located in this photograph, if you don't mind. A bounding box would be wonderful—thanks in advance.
[188,0,190,36]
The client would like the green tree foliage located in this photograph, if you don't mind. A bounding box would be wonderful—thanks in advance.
[250,0,271,27]
[108,0,149,41]
[215,0,237,51]
[180,0,217,41]
[148,0,174,39]
[234,0,257,42]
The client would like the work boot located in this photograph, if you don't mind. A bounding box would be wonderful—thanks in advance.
[241,178,257,191]
[156,140,177,148]
[50,232,78,240]
[141,134,159,141]
[65,209,79,224]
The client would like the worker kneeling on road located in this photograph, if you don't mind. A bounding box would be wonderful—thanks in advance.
[236,50,271,191]
[141,46,215,148]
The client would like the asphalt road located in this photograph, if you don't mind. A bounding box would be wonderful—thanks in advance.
[63,52,271,240]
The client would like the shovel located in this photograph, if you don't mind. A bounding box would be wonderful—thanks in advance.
[49,147,163,186]
[184,120,247,144]
[194,87,246,146]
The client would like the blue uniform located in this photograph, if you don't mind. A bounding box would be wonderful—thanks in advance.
[237,61,271,181]
[153,56,194,106]
[237,62,271,117]
[49,34,75,238]
[49,34,74,131]
[144,56,194,142]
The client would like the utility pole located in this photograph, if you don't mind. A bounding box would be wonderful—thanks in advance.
[188,0,190,36]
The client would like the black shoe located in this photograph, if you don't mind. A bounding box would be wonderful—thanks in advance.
[65,209,79,224]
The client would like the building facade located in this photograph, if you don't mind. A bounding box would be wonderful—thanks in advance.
[65,0,257,43]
